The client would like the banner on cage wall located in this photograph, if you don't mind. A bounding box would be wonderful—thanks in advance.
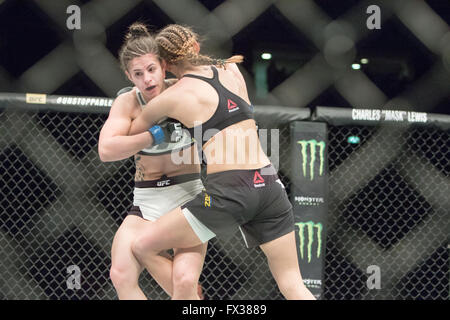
[289,121,328,300]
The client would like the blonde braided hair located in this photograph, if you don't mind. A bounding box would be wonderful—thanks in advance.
[156,24,243,68]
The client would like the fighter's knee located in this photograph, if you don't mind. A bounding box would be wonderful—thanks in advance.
[131,233,157,259]
[110,265,134,289]
[130,236,146,259]
[173,270,198,293]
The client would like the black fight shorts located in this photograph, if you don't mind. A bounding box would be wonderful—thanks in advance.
[181,164,294,248]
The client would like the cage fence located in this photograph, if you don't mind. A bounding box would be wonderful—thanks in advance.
[1,0,449,301]
[0,102,448,300]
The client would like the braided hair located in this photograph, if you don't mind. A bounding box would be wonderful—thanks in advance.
[156,24,243,68]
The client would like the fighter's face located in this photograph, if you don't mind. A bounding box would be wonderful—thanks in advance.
[126,53,166,102]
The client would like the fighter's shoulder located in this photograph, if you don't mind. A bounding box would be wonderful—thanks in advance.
[157,80,191,105]
[226,63,245,81]
[164,78,178,88]
[172,76,202,96]
[227,62,240,72]
[108,87,140,118]
[113,87,139,108]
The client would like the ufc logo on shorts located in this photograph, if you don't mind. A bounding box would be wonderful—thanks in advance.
[156,180,170,187]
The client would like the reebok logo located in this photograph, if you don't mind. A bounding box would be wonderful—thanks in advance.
[253,171,265,187]
[227,99,239,112]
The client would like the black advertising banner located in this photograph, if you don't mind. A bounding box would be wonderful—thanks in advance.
[0,92,113,114]
[312,106,450,130]
[289,121,328,300]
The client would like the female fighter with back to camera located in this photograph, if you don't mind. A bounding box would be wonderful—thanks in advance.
[128,24,315,300]
[98,23,206,300]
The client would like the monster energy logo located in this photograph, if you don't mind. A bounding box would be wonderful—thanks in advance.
[297,139,325,180]
[295,221,323,263]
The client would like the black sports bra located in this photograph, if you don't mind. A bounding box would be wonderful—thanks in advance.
[182,66,254,147]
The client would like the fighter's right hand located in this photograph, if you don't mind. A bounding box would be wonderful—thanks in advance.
[148,121,183,146]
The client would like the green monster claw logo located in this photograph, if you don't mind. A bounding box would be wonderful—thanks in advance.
[297,140,325,180]
[295,221,323,263]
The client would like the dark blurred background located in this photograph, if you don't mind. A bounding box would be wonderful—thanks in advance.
[0,0,449,114]
[0,0,448,300]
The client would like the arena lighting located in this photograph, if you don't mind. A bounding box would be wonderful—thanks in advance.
[360,58,369,64]
[261,53,272,60]
[347,135,361,144]
[351,63,361,70]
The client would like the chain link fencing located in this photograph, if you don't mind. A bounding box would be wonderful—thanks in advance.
[0,104,285,300]
[0,99,448,300]
[1,0,449,300]
[324,122,448,300]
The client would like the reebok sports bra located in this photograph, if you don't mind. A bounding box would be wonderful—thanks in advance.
[182,66,254,147]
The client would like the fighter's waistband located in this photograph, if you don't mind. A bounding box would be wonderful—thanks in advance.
[134,173,201,188]
[205,164,279,188]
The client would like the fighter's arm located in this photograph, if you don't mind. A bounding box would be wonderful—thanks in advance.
[128,86,179,136]
[98,91,152,162]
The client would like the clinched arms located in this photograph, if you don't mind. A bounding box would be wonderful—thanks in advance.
[98,87,182,162]
[118,87,183,147]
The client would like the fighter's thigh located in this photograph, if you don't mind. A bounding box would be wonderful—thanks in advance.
[111,215,149,268]
[259,231,301,274]
[136,207,204,251]
[172,242,208,274]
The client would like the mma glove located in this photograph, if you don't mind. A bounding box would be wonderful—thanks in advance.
[148,121,183,146]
